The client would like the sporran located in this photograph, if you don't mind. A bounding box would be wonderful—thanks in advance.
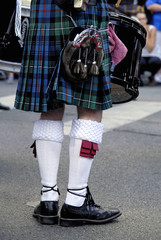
[60,16,104,83]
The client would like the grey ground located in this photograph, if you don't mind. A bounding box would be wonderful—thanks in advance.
[0,80,161,240]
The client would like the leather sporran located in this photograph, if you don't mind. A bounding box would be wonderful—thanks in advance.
[61,26,104,83]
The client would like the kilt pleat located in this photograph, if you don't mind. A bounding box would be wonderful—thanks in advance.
[14,0,112,112]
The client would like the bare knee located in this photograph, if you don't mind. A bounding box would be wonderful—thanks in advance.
[77,107,102,122]
[40,106,65,121]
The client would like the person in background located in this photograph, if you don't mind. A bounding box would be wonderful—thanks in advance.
[5,72,14,83]
[145,0,161,83]
[136,11,161,85]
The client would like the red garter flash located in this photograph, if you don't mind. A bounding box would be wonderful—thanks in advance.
[80,140,99,158]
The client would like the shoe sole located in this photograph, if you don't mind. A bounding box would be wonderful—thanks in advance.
[33,213,59,225]
[59,212,122,227]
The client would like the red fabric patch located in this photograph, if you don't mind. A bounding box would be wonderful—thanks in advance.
[93,143,99,151]
[81,148,91,154]
[90,149,96,155]
[80,140,99,159]
[81,140,92,149]
[80,153,90,158]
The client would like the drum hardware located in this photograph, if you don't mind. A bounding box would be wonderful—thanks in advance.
[18,17,29,48]
[0,5,30,73]
[0,10,16,48]
[123,73,126,81]
[125,84,139,98]
[109,12,146,103]
[115,0,122,7]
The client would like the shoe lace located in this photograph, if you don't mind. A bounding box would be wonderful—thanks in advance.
[86,186,100,208]
[41,185,60,195]
[67,186,99,207]
[86,186,95,205]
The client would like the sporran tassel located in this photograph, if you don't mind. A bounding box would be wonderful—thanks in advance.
[89,49,99,75]
[80,48,88,79]
[73,48,84,74]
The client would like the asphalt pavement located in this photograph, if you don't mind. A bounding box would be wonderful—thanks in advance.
[0,80,161,240]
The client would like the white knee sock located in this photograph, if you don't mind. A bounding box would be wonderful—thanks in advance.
[32,120,64,201]
[65,119,104,207]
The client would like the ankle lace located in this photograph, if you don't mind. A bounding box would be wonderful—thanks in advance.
[67,186,95,205]
[41,185,60,195]
[86,186,95,205]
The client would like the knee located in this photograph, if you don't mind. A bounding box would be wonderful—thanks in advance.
[40,106,65,121]
[77,107,102,122]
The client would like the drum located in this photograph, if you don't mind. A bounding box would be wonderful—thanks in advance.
[0,5,30,73]
[109,12,146,103]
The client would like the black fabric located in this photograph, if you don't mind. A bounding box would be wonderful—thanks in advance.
[88,0,97,5]
[0,0,17,61]
[0,1,29,63]
[0,0,16,37]
[55,0,74,12]
[107,0,135,4]
[140,57,161,76]
[107,0,117,3]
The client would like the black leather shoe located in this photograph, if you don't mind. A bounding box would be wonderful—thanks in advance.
[59,187,121,227]
[0,103,10,110]
[33,185,60,225]
[33,201,59,225]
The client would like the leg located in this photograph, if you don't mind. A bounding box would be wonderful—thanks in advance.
[148,57,161,76]
[155,67,161,83]
[140,57,152,85]
[77,106,102,122]
[65,107,103,206]
[32,106,65,224]
[139,57,148,86]
[139,57,147,75]
[60,107,121,227]
[40,107,65,120]
[146,57,161,85]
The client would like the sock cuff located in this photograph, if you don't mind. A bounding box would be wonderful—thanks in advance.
[69,119,104,144]
[32,120,64,142]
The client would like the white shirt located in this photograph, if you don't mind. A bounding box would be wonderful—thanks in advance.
[142,25,161,59]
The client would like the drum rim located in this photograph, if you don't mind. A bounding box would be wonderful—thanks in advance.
[111,75,139,98]
[109,12,146,32]
[109,11,146,47]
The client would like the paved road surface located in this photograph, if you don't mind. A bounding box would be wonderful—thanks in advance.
[0,80,161,240]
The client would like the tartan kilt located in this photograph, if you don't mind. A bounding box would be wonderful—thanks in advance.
[14,0,112,112]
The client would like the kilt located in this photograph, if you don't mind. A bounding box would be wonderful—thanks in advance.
[14,0,112,112]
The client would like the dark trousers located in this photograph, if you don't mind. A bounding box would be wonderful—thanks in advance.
[140,56,161,76]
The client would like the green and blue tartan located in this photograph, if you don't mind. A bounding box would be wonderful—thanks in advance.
[14,0,112,112]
